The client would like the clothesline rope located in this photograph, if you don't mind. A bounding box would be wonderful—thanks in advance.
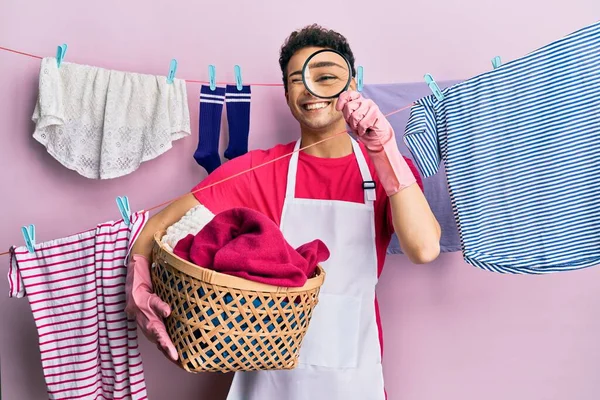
[0,45,43,60]
[0,44,286,87]
[0,43,416,256]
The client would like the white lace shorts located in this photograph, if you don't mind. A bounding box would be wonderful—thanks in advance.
[32,57,191,179]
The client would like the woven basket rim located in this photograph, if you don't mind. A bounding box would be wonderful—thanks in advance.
[153,230,325,293]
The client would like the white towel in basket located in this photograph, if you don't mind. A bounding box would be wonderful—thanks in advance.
[161,204,216,251]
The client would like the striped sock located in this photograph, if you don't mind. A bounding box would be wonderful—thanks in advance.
[194,85,226,174]
[224,85,251,160]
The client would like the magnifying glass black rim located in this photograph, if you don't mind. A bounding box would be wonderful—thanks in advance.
[301,48,353,100]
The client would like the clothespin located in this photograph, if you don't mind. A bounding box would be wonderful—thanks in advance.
[56,44,68,68]
[167,59,178,84]
[21,224,35,253]
[491,56,502,69]
[208,65,216,91]
[116,196,131,226]
[356,66,364,92]
[234,65,243,91]
[424,73,444,101]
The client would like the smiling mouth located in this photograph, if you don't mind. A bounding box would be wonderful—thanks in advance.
[302,101,331,111]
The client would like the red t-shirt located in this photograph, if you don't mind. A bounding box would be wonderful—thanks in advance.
[191,139,423,366]
[191,140,423,279]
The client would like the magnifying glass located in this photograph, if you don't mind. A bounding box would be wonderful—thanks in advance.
[301,49,353,99]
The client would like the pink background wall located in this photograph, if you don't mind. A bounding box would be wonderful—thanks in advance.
[1,1,600,399]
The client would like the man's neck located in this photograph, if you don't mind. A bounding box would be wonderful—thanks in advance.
[299,124,353,159]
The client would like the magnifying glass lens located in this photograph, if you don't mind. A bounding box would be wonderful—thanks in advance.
[302,50,352,99]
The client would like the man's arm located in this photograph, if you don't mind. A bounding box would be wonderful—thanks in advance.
[126,154,254,362]
[131,151,255,260]
[126,192,200,362]
[389,184,441,264]
[130,193,200,260]
[336,91,441,264]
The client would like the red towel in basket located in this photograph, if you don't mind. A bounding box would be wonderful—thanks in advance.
[173,207,330,287]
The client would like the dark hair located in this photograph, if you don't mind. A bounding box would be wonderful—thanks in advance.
[279,24,356,92]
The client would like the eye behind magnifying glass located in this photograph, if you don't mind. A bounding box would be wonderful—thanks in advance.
[301,49,353,99]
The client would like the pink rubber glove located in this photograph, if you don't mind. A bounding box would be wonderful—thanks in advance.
[125,254,178,361]
[336,91,417,196]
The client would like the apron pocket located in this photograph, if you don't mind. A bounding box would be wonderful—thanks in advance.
[297,292,361,368]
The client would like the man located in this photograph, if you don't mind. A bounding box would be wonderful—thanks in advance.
[126,24,441,399]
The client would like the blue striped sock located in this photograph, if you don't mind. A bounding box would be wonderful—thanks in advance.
[224,85,251,160]
[194,85,226,173]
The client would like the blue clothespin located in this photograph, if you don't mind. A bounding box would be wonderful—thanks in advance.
[356,66,364,92]
[167,59,178,84]
[491,56,502,69]
[21,224,35,253]
[234,65,243,91]
[116,196,131,226]
[208,65,216,91]
[56,44,68,68]
[424,73,444,101]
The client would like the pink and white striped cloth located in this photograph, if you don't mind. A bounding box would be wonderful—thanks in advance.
[7,212,149,400]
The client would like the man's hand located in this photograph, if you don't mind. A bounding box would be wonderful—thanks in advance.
[125,254,179,361]
[126,193,200,362]
[336,90,394,152]
[336,91,416,196]
[337,91,441,263]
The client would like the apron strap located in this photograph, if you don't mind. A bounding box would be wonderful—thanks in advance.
[285,137,376,204]
[285,139,302,199]
[350,138,376,204]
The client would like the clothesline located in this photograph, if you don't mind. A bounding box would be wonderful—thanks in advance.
[0,44,283,87]
[0,101,415,257]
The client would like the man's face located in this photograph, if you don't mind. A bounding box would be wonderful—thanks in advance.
[285,46,352,132]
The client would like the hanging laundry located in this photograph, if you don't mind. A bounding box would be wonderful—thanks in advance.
[224,84,252,160]
[403,21,600,274]
[173,207,330,287]
[194,85,226,173]
[160,203,215,251]
[32,57,191,179]
[361,81,463,255]
[7,212,149,399]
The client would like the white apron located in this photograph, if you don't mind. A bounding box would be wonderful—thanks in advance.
[225,137,385,400]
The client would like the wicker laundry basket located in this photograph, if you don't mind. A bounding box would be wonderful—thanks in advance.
[150,231,326,373]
